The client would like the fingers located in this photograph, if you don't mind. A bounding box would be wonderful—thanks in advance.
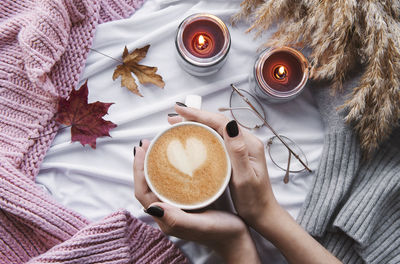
[173,104,265,160]
[133,139,150,175]
[175,103,229,136]
[223,120,254,184]
[133,139,158,208]
[241,130,268,164]
[141,139,150,152]
[145,202,201,239]
[145,202,244,242]
[168,115,183,125]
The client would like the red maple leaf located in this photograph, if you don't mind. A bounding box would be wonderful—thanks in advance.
[56,80,117,149]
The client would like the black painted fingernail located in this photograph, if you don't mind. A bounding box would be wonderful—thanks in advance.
[145,206,164,217]
[133,147,136,156]
[139,140,143,147]
[226,120,239,137]
[168,113,179,117]
[176,102,187,107]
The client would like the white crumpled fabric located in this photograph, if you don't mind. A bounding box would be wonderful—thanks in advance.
[37,0,324,263]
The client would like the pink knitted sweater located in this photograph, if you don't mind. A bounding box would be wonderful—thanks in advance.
[0,0,187,263]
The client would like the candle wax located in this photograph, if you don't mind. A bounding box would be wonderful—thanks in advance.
[182,19,224,58]
[262,51,303,92]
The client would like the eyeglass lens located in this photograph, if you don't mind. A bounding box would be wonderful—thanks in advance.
[229,88,266,129]
[268,136,308,173]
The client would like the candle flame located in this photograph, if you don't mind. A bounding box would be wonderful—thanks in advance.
[273,65,288,80]
[278,66,285,76]
[198,35,205,46]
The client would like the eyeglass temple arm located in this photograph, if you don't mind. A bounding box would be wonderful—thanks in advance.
[230,84,312,173]
[218,107,250,111]
[284,152,291,184]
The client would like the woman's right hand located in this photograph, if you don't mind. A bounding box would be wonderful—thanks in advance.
[170,104,279,229]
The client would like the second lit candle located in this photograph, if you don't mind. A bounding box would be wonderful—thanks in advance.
[175,13,231,76]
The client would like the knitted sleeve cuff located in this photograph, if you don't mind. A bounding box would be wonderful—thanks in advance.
[27,210,188,264]
[356,201,400,264]
[318,231,363,264]
[18,0,72,94]
[297,129,400,264]
[0,158,88,245]
[333,143,400,264]
[297,131,361,236]
[1,159,187,263]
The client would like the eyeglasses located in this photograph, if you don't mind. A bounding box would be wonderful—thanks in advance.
[218,84,312,183]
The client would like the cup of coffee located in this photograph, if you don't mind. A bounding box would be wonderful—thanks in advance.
[144,97,231,210]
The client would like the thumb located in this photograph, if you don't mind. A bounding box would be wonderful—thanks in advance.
[223,120,252,180]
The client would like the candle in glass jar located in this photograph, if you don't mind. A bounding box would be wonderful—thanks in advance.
[176,13,230,76]
[251,47,309,103]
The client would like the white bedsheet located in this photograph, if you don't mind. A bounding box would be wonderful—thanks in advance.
[36,0,324,263]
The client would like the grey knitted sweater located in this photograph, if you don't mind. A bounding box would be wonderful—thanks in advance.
[297,73,400,264]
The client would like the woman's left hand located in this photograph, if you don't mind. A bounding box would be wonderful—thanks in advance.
[133,139,260,263]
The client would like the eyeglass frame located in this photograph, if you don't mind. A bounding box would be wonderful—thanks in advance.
[223,89,309,182]
[224,84,312,177]
[228,88,266,129]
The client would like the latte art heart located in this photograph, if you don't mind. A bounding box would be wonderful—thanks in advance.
[167,137,207,176]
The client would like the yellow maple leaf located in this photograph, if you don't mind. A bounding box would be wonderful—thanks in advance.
[112,45,165,96]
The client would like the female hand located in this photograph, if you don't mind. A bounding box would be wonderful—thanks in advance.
[168,104,278,228]
[170,103,341,264]
[133,139,260,263]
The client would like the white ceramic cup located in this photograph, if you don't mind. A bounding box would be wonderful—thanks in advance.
[144,96,231,210]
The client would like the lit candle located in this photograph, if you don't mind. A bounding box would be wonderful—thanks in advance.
[273,65,288,82]
[251,47,309,103]
[192,33,213,56]
[175,13,230,76]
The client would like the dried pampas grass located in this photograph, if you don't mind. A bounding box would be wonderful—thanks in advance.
[233,0,400,156]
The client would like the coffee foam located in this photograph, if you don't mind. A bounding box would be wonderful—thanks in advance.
[147,124,228,206]
[167,137,207,177]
